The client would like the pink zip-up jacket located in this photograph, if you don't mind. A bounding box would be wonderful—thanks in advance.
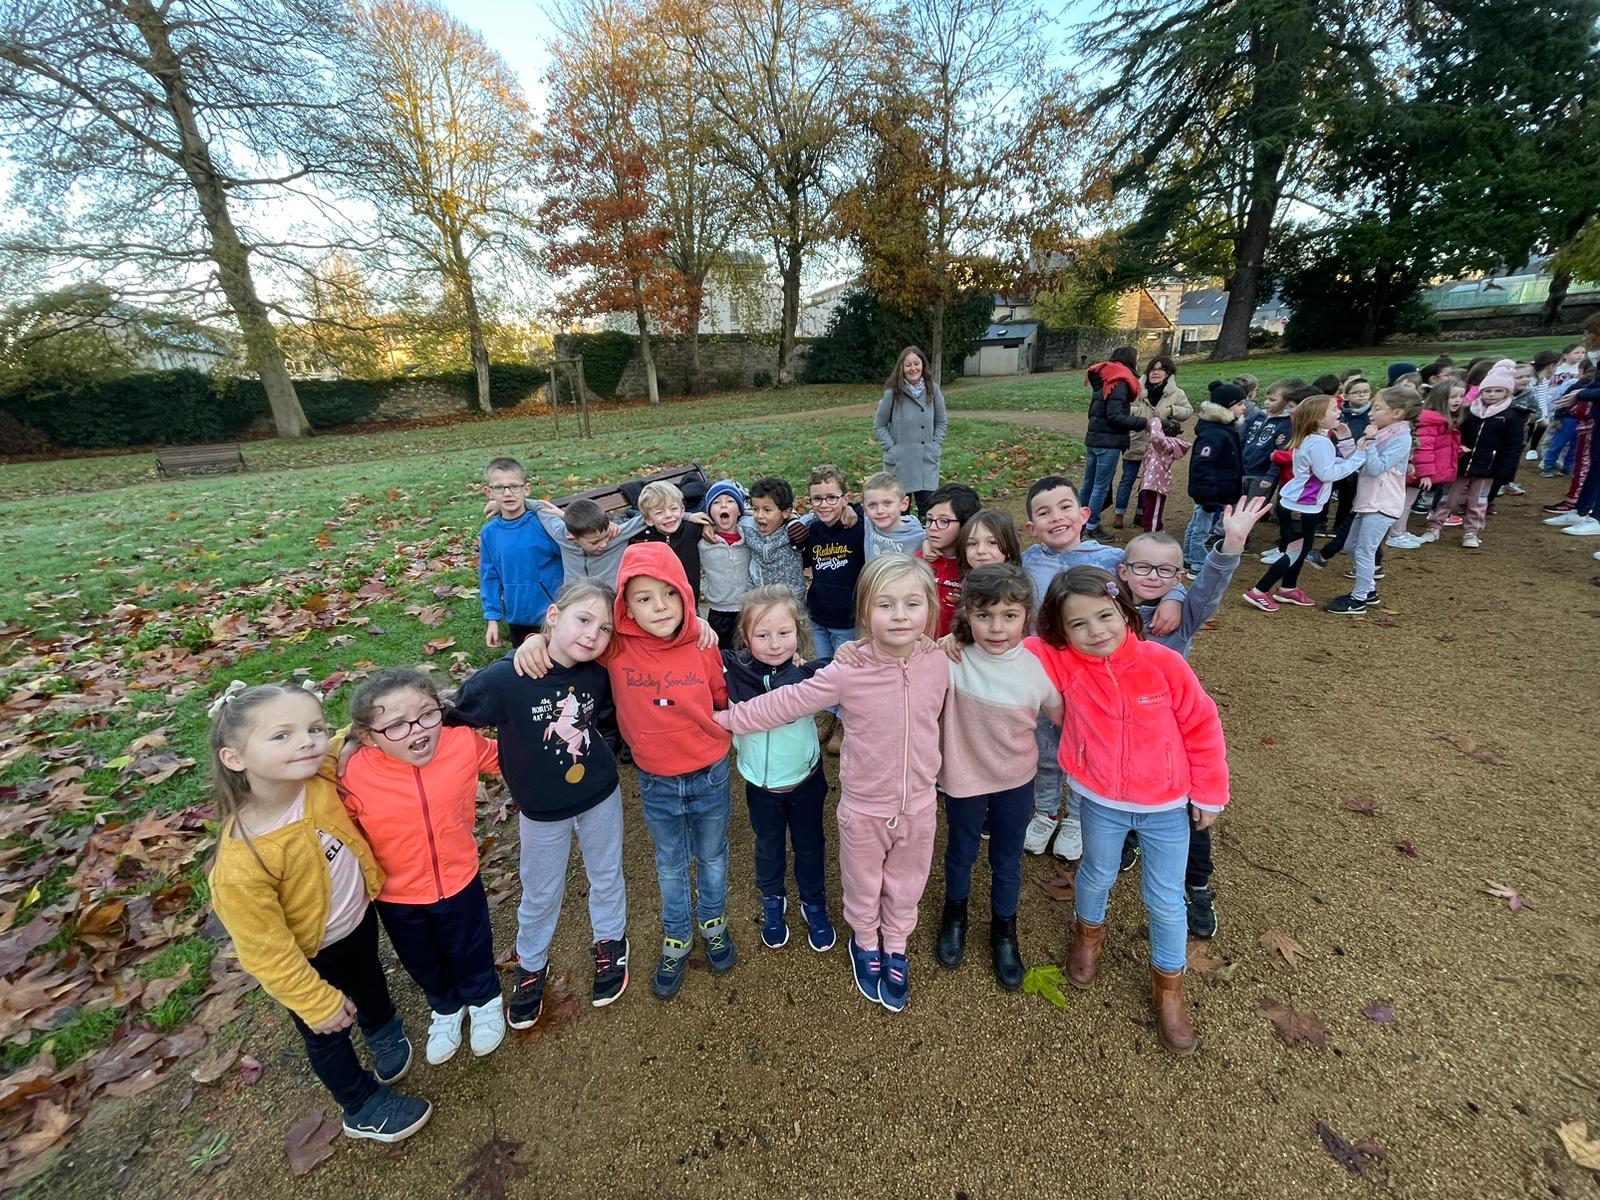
[714,645,950,821]
[1411,409,1460,484]
[1138,420,1191,496]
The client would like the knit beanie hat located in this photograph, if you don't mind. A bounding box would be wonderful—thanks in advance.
[1478,358,1516,392]
[704,479,747,516]
[1386,361,1418,385]
[1208,380,1247,407]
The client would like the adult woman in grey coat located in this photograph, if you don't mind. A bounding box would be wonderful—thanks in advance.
[874,345,948,516]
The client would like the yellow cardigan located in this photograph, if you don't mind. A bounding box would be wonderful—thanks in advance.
[208,769,385,1027]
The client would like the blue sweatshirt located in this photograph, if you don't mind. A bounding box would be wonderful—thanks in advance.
[479,510,564,625]
[865,513,927,560]
[1022,539,1188,619]
[1137,548,1238,660]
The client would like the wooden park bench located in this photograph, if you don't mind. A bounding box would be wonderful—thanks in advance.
[154,442,246,479]
[552,462,710,515]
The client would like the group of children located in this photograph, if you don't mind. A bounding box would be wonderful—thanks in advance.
[203,334,1600,1146]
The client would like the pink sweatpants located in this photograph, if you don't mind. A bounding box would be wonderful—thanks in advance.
[836,798,936,955]
[1429,476,1491,536]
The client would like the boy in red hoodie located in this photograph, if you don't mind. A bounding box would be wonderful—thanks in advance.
[515,543,734,1001]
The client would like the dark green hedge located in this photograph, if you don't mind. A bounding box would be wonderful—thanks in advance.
[559,331,635,400]
[0,363,550,451]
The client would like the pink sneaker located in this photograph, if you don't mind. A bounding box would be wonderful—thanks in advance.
[1273,587,1316,607]
[1241,588,1279,612]
[1442,514,1463,527]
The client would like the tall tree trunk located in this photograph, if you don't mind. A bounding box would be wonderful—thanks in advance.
[929,291,946,387]
[1542,268,1572,327]
[1211,184,1279,362]
[450,238,492,414]
[129,0,311,437]
[686,271,705,394]
[1362,264,1393,347]
[632,279,661,405]
[776,238,802,385]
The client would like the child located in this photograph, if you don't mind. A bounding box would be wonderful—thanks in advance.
[1326,387,1413,614]
[1390,382,1460,546]
[955,509,1021,571]
[207,681,430,1143]
[515,544,733,1000]
[1019,476,1183,861]
[637,480,710,586]
[920,482,983,636]
[721,585,837,953]
[1543,345,1589,475]
[533,497,646,588]
[1114,498,1268,939]
[1243,394,1368,612]
[740,475,808,598]
[1029,567,1229,1055]
[797,464,867,751]
[1422,358,1518,548]
[1315,376,1374,566]
[342,670,505,1064]
[1184,381,1247,575]
[934,564,1062,990]
[1115,356,1192,529]
[1241,382,1296,503]
[1135,417,1189,533]
[714,556,950,1014]
[861,471,927,559]
[452,580,630,1024]
[479,456,563,649]
[699,479,752,648]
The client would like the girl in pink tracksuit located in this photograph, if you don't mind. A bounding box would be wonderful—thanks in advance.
[714,556,950,1016]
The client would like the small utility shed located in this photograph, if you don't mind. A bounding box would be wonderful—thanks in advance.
[963,321,1040,376]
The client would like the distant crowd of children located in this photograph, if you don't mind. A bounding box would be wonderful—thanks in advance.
[203,328,1600,1145]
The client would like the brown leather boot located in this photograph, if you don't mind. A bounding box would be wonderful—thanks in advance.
[1151,967,1197,1055]
[815,712,835,748]
[826,716,844,756]
[1065,917,1104,989]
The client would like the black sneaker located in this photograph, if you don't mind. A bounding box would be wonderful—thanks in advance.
[342,1087,432,1144]
[1358,591,1380,606]
[1185,885,1218,939]
[1324,594,1367,616]
[506,965,546,1030]
[1306,550,1327,569]
[1119,835,1140,873]
[364,1015,412,1085]
[592,937,629,1008]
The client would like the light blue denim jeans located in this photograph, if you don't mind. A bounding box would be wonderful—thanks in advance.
[1081,447,1122,531]
[637,759,731,946]
[1072,792,1191,973]
[1182,504,1220,570]
[809,623,857,716]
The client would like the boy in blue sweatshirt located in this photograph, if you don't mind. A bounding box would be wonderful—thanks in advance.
[1111,496,1270,939]
[480,457,564,649]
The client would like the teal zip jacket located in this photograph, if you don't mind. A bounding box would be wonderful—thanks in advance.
[721,650,830,789]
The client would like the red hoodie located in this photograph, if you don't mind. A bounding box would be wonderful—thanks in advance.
[604,542,730,776]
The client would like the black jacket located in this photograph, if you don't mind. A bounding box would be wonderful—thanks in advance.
[1187,402,1245,506]
[1458,405,1521,481]
[1084,371,1146,452]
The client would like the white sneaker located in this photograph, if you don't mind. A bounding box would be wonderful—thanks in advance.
[467,999,506,1057]
[1563,517,1600,535]
[1053,816,1084,861]
[1385,533,1423,549]
[1546,511,1585,526]
[1593,550,1600,561]
[1462,532,1481,548]
[425,1009,463,1065]
[1525,450,1539,460]
[1259,547,1284,563]
[1417,527,1440,543]
[1023,813,1058,855]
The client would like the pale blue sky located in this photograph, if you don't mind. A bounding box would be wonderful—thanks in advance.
[440,0,553,105]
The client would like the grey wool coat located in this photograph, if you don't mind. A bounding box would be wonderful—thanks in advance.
[873,383,948,494]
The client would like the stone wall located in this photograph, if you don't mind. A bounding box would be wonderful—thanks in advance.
[1035,327,1171,373]
[369,380,478,421]
[607,334,813,398]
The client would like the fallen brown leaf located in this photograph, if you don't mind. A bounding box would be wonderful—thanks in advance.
[1260,997,1328,1050]
[1315,1120,1384,1174]
[190,1043,241,1086]
[1559,1120,1600,1171]
[1186,941,1237,980]
[1342,794,1376,815]
[1258,928,1303,971]
[458,1134,529,1200]
[285,1107,341,1176]
[1035,873,1076,901]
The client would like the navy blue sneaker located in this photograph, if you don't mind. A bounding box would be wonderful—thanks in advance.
[801,902,836,952]
[849,938,881,1003]
[652,937,691,1000]
[342,1087,431,1144]
[701,916,737,973]
[880,952,910,1013]
[759,896,789,949]
[364,1016,411,1085]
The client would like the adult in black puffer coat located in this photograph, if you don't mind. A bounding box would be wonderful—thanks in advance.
[1082,345,1145,533]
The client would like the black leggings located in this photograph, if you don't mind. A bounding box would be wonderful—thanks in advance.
[1254,510,1322,592]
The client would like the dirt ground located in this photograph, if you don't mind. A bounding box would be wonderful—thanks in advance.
[36,410,1600,1200]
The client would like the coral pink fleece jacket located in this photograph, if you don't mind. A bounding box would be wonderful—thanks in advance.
[1411,409,1460,484]
[716,644,950,820]
[604,542,730,777]
[341,725,500,905]
[1024,632,1230,812]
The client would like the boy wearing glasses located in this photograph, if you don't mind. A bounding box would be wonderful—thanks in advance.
[479,457,564,649]
[1112,496,1268,941]
[795,465,866,754]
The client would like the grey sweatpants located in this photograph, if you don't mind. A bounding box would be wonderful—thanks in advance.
[1349,511,1391,599]
[1032,715,1081,823]
[516,788,627,970]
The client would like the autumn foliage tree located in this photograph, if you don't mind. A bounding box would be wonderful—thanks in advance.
[541,0,680,405]
[341,0,539,413]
